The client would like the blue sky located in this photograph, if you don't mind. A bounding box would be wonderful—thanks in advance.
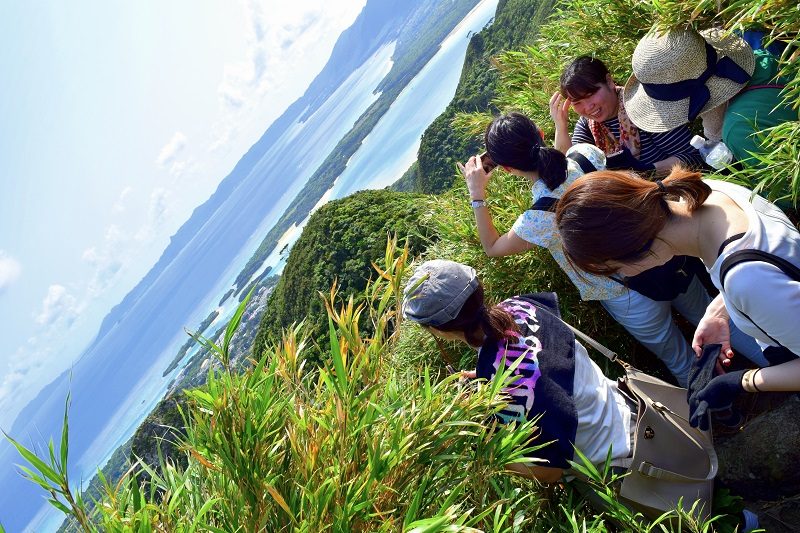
[0,0,366,429]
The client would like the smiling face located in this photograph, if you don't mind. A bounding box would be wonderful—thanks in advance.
[570,74,619,122]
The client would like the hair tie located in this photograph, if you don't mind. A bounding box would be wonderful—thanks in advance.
[529,144,541,163]
[656,180,666,193]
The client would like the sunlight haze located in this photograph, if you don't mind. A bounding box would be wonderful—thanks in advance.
[0,0,366,430]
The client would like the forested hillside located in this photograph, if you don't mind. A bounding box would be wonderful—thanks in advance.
[413,0,557,193]
[253,189,432,361]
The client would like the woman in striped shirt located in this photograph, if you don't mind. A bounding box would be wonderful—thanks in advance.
[549,56,704,175]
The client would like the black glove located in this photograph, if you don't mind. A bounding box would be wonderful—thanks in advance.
[606,147,655,172]
[687,344,721,403]
[688,369,746,431]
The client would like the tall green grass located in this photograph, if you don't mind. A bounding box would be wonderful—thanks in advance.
[7,238,743,531]
[454,0,800,204]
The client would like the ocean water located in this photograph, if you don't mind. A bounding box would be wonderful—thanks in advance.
[8,1,498,530]
[330,0,498,199]
[15,41,395,533]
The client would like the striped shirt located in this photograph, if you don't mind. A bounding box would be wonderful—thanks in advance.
[572,116,704,168]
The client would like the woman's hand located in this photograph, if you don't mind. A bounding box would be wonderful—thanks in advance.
[549,91,571,130]
[457,155,491,200]
[549,92,573,153]
[692,295,734,372]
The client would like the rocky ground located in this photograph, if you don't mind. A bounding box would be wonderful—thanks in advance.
[716,393,800,532]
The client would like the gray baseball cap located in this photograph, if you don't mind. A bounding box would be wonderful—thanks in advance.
[402,260,479,327]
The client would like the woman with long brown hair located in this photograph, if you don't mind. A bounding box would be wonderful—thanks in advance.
[555,168,800,423]
[460,112,763,386]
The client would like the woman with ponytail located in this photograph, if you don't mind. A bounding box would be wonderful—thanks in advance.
[556,169,800,423]
[458,112,762,386]
[402,260,634,482]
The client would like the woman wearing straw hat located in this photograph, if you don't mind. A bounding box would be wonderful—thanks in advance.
[623,27,798,167]
[550,56,704,175]
[462,112,765,386]
[402,259,635,483]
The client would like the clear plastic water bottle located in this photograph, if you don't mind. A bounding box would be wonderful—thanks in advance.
[690,135,733,170]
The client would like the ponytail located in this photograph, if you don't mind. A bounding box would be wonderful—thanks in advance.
[659,167,710,211]
[555,167,710,275]
[537,146,568,190]
[436,285,519,347]
[485,112,567,191]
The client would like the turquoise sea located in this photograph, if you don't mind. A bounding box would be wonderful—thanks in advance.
[15,1,498,530]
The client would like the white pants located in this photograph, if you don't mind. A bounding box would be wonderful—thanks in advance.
[601,275,767,387]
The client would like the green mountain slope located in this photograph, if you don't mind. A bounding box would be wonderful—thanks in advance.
[253,189,432,361]
[415,0,557,194]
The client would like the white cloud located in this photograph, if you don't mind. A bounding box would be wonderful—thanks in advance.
[0,252,22,292]
[147,188,169,231]
[211,0,366,149]
[83,242,124,297]
[157,132,187,168]
[0,369,26,405]
[112,186,133,213]
[0,342,57,430]
[135,188,171,243]
[35,284,79,327]
[169,160,187,177]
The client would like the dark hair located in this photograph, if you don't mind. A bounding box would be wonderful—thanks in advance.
[436,284,519,348]
[555,167,711,275]
[560,56,610,101]
[484,112,568,191]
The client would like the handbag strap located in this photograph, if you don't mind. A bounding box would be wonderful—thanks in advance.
[560,321,619,362]
[638,460,717,483]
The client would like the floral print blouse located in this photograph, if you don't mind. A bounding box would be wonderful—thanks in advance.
[511,159,626,301]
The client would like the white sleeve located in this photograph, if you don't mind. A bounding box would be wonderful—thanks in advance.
[725,261,800,355]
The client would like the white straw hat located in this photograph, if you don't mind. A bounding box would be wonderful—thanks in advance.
[623,27,755,132]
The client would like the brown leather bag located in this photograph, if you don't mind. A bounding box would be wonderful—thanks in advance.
[563,323,717,519]
[618,365,717,519]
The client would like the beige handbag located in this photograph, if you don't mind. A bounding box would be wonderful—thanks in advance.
[564,323,717,519]
[617,365,717,518]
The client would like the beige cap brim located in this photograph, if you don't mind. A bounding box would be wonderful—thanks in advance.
[623,28,755,132]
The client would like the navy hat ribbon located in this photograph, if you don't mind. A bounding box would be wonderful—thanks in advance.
[640,41,751,121]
